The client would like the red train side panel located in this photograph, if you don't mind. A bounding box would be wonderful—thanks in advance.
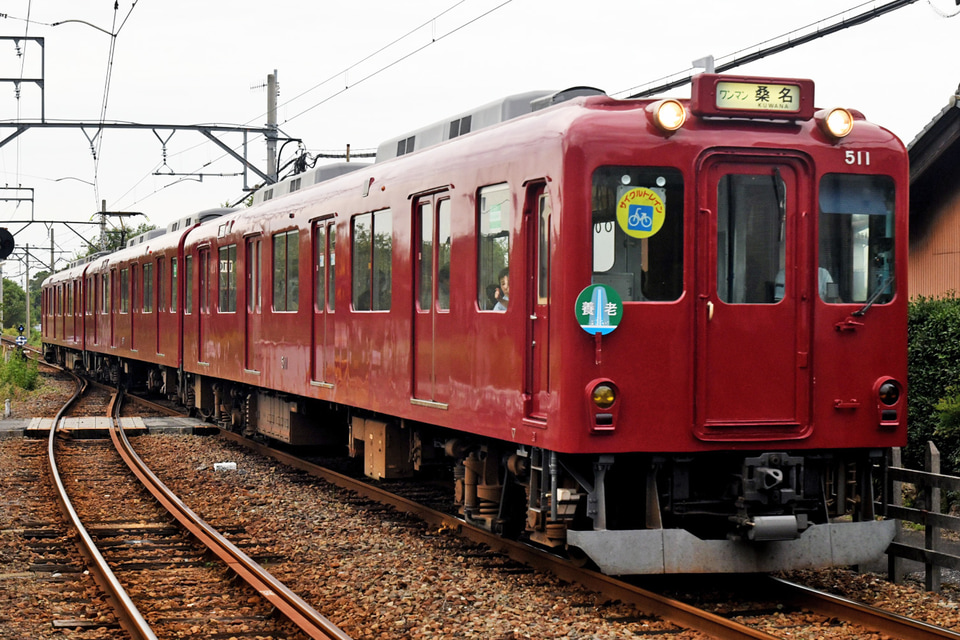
[43,74,907,574]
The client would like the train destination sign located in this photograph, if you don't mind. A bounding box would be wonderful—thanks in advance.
[715,81,801,113]
[575,284,622,336]
[690,74,815,120]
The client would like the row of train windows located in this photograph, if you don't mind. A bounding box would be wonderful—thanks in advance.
[49,182,519,317]
[47,169,897,319]
[591,167,897,305]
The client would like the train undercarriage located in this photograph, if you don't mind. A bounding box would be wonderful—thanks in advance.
[46,344,896,574]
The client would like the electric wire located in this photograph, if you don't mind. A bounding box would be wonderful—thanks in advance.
[113,0,514,212]
[613,0,922,98]
[92,2,139,211]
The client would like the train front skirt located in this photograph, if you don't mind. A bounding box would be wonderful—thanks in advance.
[567,519,896,574]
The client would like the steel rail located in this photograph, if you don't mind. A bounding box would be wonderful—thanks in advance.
[92,379,186,417]
[769,577,960,640]
[108,390,352,640]
[46,371,159,640]
[218,429,778,640]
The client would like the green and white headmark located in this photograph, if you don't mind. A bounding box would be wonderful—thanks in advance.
[575,284,622,336]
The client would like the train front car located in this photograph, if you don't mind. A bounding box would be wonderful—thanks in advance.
[541,74,908,574]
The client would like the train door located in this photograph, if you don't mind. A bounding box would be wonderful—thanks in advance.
[695,156,811,437]
[67,282,74,342]
[198,248,210,363]
[92,274,99,345]
[109,269,116,348]
[155,259,163,355]
[311,220,335,384]
[412,194,452,405]
[131,263,139,351]
[524,183,552,421]
[245,236,262,372]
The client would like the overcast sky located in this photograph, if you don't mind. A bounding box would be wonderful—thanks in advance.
[1,0,958,283]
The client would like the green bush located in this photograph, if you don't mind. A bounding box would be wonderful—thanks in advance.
[0,350,39,391]
[908,295,960,473]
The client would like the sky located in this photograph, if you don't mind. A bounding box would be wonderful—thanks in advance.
[1,0,958,286]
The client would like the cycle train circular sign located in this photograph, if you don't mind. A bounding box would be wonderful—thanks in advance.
[616,186,665,238]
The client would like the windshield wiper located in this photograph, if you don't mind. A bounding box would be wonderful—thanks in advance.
[851,275,894,317]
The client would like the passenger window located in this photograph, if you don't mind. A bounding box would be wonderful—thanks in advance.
[272,230,299,312]
[120,268,129,313]
[327,227,336,311]
[171,258,178,312]
[592,167,683,301]
[352,209,392,311]
[102,272,110,314]
[313,222,336,312]
[142,262,153,312]
[219,244,237,312]
[819,174,895,304]
[477,184,511,311]
[184,255,193,314]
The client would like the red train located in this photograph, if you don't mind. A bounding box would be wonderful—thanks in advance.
[43,73,908,574]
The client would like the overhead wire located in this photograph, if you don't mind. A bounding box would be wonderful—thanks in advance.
[613,0,917,98]
[114,0,515,211]
[91,1,139,209]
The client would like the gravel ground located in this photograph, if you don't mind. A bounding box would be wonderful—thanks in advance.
[136,433,708,640]
[136,433,960,638]
[6,367,960,638]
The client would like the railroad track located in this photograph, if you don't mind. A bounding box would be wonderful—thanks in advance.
[7,359,960,639]
[43,368,351,639]
[217,429,960,640]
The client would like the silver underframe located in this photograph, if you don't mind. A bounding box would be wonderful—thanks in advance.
[567,520,896,574]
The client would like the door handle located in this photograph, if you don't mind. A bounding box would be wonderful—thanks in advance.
[706,300,714,321]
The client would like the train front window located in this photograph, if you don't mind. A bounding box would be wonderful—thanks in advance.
[592,167,683,301]
[716,172,786,304]
[819,174,895,304]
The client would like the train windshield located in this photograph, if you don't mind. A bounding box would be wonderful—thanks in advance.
[591,166,684,301]
[818,174,895,304]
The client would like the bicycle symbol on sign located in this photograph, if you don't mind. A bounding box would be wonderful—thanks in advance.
[628,204,653,232]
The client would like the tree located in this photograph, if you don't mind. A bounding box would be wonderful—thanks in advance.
[74,221,157,260]
[1,278,26,329]
[29,270,48,330]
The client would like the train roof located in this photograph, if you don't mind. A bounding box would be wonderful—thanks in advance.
[375,87,605,163]
[246,87,604,208]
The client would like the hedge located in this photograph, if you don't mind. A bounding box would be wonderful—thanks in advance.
[908,295,960,473]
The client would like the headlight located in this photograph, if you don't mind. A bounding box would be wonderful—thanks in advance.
[817,107,854,140]
[651,99,686,132]
[592,383,616,409]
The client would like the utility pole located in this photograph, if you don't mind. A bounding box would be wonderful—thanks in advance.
[50,227,55,275]
[25,246,30,335]
[266,70,278,182]
[100,200,107,251]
